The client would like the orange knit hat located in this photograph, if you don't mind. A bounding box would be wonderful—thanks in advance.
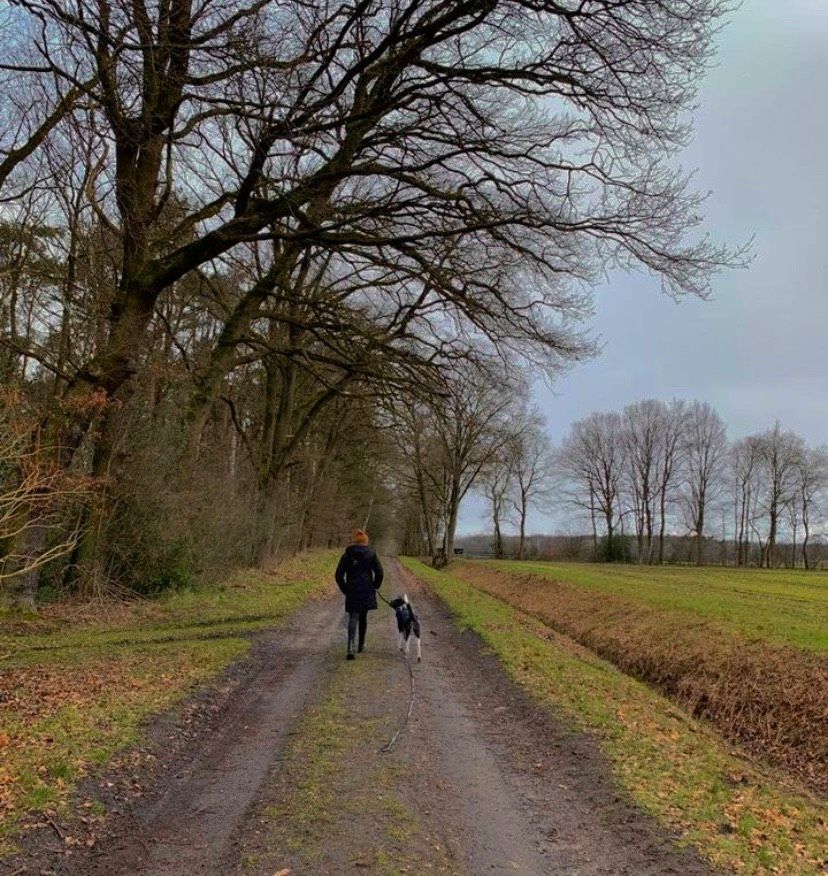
[352,529,369,545]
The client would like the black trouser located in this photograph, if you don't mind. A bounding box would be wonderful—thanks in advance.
[347,611,368,652]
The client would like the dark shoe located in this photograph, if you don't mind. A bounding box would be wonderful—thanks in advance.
[346,652,355,661]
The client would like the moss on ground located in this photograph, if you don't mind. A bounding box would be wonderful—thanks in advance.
[402,558,828,876]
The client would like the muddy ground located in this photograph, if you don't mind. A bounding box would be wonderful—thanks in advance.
[3,559,713,875]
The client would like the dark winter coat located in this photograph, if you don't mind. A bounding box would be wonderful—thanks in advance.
[335,544,384,613]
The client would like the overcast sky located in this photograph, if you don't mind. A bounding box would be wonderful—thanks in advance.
[459,0,828,535]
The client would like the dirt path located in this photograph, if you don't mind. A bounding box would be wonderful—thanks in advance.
[9,559,714,875]
[8,599,342,876]
[389,559,712,875]
[112,601,342,876]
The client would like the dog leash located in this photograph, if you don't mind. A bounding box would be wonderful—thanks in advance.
[380,652,415,753]
[376,588,416,754]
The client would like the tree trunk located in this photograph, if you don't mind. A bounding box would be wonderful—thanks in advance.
[604,510,615,563]
[644,488,654,564]
[790,523,797,569]
[73,499,108,598]
[253,474,283,566]
[518,499,527,561]
[589,488,599,560]
[657,492,667,564]
[493,509,503,559]
[443,478,461,562]
[1,519,48,610]
[72,400,128,595]
[635,508,644,563]
[413,432,435,559]
[5,270,162,602]
[696,499,706,566]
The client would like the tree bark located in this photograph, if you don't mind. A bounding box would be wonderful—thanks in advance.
[696,498,706,567]
[605,509,615,563]
[493,509,503,559]
[443,475,462,562]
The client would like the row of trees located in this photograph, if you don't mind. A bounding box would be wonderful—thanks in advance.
[554,401,827,567]
[390,370,560,564]
[1,0,738,607]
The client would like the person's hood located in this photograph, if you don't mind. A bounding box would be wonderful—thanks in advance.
[345,543,373,558]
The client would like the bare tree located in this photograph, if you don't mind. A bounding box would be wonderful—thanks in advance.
[731,438,753,566]
[392,367,521,565]
[794,446,828,569]
[754,423,804,568]
[482,453,513,560]
[653,400,688,563]
[1,0,744,603]
[557,412,626,562]
[432,375,519,564]
[682,401,727,565]
[622,400,662,563]
[510,418,554,561]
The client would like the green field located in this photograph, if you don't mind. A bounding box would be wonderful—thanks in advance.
[490,561,828,651]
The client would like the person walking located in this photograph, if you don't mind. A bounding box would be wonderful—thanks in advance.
[335,529,384,660]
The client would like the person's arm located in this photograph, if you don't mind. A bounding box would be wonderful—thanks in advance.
[372,552,384,590]
[335,553,348,595]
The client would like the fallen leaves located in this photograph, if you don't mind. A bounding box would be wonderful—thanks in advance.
[0,644,242,850]
[0,661,135,724]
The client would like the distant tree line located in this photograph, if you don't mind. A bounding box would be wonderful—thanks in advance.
[527,401,828,568]
[1,0,739,606]
[454,531,828,568]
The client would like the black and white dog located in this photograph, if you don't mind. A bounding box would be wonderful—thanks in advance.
[388,594,422,662]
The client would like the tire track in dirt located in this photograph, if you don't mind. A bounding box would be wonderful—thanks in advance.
[228,559,713,874]
[127,600,341,876]
[44,597,342,876]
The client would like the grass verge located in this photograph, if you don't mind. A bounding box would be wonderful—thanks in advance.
[401,558,828,876]
[0,552,335,855]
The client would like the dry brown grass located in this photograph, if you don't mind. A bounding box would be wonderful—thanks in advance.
[453,563,828,795]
